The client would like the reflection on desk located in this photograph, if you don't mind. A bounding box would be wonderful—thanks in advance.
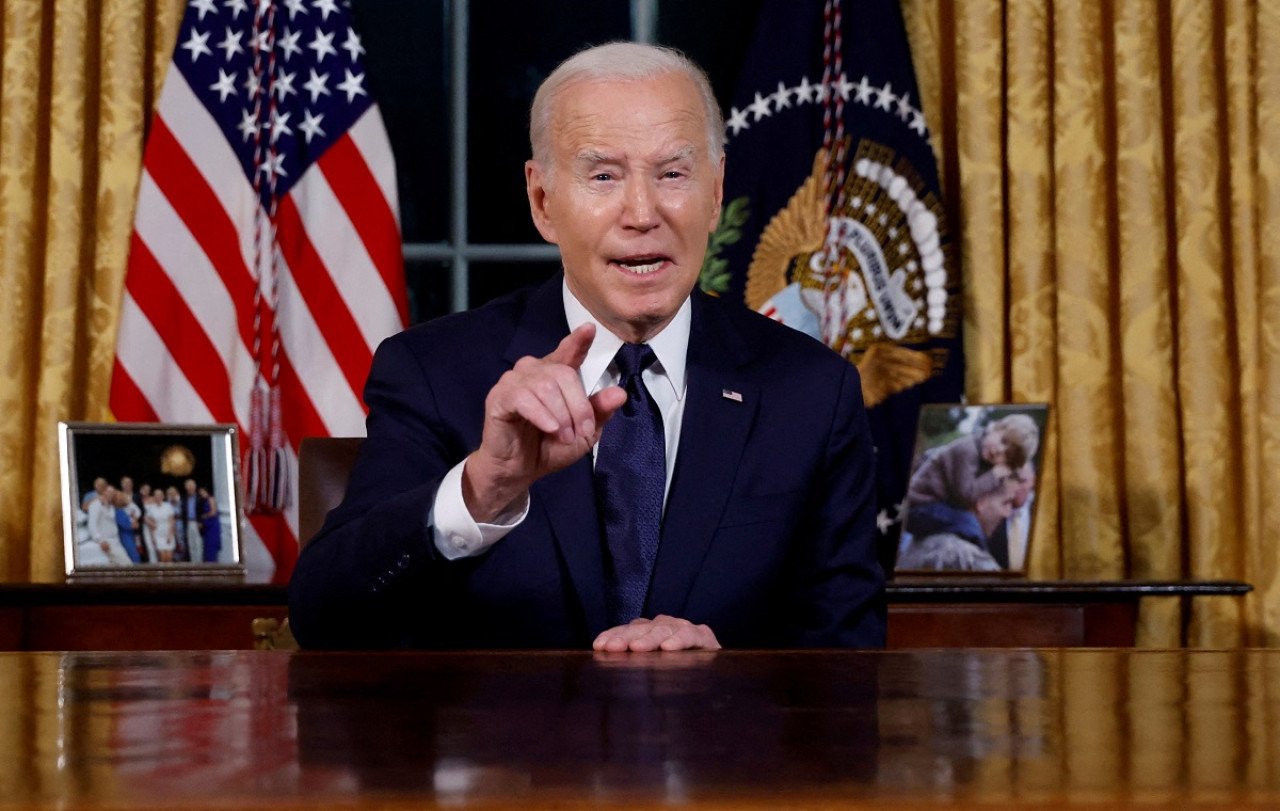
[1,648,1276,808]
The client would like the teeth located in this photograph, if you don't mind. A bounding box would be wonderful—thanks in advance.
[619,259,663,275]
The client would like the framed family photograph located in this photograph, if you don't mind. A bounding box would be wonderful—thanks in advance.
[894,403,1050,576]
[58,422,246,579]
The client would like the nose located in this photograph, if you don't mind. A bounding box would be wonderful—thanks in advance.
[620,177,659,231]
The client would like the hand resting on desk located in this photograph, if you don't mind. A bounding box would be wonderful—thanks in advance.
[593,615,722,652]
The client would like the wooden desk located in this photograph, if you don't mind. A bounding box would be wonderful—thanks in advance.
[0,583,288,651]
[886,578,1252,647]
[0,648,1275,808]
[0,580,1251,650]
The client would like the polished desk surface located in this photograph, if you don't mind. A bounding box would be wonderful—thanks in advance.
[2,648,1276,809]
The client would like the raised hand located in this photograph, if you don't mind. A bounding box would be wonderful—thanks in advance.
[462,323,627,522]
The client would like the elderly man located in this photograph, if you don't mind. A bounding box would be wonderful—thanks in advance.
[289,41,884,651]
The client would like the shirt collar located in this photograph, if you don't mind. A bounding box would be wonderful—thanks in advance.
[562,279,689,401]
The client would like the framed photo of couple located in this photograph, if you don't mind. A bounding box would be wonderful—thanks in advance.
[58,422,247,580]
[894,403,1050,576]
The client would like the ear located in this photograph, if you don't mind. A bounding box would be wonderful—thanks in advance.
[708,153,726,234]
[525,159,559,245]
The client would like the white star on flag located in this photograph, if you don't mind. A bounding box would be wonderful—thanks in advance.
[771,81,792,109]
[268,109,292,143]
[278,28,303,60]
[298,109,326,143]
[874,82,895,111]
[274,68,298,100]
[217,27,244,61]
[237,108,258,140]
[342,28,365,61]
[181,28,213,62]
[308,28,337,62]
[853,76,874,104]
[337,68,366,101]
[748,91,772,121]
[312,0,339,21]
[190,0,218,21]
[794,76,816,103]
[210,69,238,102]
[303,69,330,101]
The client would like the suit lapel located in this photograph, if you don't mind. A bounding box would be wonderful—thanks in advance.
[504,272,569,365]
[647,293,758,619]
[507,274,609,637]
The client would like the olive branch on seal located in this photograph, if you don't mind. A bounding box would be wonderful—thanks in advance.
[698,196,750,295]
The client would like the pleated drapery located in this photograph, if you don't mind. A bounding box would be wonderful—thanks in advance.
[904,0,1280,646]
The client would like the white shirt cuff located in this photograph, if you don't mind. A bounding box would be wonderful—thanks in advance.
[430,458,529,560]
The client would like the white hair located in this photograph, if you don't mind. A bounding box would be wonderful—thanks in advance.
[529,41,726,166]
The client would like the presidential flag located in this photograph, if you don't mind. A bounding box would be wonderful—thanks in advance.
[110,0,408,582]
[707,0,964,573]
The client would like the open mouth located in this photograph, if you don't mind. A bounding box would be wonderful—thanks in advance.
[613,256,669,275]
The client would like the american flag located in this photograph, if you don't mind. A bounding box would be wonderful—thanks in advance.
[110,0,408,583]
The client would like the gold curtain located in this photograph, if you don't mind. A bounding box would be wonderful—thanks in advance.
[0,0,181,581]
[904,0,1280,646]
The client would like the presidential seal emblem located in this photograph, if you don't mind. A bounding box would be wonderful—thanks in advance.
[745,139,959,407]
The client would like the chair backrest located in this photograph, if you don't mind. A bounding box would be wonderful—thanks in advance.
[297,437,364,548]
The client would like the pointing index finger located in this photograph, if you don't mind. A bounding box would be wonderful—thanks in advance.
[545,322,596,370]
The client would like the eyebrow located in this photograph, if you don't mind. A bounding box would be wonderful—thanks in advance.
[574,146,698,167]
[658,146,696,165]
[576,151,616,166]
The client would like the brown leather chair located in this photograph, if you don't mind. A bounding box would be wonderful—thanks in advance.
[252,436,364,650]
[297,436,364,548]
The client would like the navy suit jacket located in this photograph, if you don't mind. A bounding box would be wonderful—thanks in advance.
[288,275,885,649]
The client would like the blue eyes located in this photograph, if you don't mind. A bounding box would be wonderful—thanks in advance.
[590,172,684,182]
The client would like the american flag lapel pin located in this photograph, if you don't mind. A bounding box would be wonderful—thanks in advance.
[721,389,743,403]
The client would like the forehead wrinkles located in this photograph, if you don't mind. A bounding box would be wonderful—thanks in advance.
[549,93,707,164]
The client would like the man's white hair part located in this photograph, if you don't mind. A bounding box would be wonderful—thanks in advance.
[529,41,726,167]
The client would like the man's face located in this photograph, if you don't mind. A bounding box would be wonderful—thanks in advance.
[185,480,196,494]
[1012,464,1036,508]
[974,482,1016,538]
[526,72,723,343]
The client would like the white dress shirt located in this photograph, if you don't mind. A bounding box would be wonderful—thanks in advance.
[430,280,690,560]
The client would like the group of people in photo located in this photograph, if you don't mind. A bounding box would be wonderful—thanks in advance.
[78,476,223,566]
[897,411,1041,572]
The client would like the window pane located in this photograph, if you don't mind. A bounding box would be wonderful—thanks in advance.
[405,259,453,324]
[466,0,630,244]
[657,0,764,113]
[468,261,561,310]
[352,0,449,243]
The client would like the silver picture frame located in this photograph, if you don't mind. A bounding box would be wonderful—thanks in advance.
[59,422,247,580]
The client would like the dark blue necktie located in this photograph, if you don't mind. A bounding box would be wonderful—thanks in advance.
[594,343,665,626]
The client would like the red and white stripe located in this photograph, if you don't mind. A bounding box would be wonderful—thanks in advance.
[111,68,407,583]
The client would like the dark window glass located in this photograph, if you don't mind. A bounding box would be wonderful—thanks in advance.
[467,261,561,310]
[466,0,630,244]
[404,259,453,324]
[657,0,763,113]
[351,0,450,243]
